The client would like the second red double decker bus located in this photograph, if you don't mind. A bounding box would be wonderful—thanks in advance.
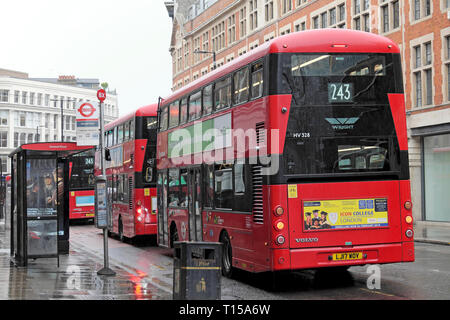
[157,29,414,276]
[97,103,158,241]
[68,148,95,221]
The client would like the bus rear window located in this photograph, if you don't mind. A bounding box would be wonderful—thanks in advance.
[290,54,386,77]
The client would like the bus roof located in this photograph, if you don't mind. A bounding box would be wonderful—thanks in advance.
[105,103,158,130]
[162,29,399,105]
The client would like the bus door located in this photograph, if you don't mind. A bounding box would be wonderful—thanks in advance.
[157,171,169,246]
[187,167,202,241]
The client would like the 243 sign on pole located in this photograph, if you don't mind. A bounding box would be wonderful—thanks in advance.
[76,101,99,146]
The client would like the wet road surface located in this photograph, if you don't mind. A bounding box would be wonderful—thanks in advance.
[1,221,449,300]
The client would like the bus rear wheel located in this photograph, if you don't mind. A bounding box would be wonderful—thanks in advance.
[220,232,233,278]
[118,217,125,242]
[170,223,179,248]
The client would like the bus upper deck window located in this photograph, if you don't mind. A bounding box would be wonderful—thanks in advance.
[251,62,264,99]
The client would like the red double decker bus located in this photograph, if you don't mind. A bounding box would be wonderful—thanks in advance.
[97,103,158,241]
[157,29,414,276]
[68,148,95,220]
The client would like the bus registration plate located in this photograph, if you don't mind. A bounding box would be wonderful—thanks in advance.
[332,252,362,261]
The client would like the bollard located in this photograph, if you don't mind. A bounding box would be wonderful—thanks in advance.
[173,241,222,300]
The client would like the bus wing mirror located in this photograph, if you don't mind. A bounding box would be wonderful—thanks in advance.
[105,148,111,161]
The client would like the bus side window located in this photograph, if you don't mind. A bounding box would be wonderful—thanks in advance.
[180,99,188,124]
[214,77,231,111]
[113,127,117,146]
[214,165,233,210]
[129,120,134,140]
[112,175,117,202]
[203,84,213,116]
[168,168,180,207]
[203,164,214,208]
[233,67,249,105]
[124,121,130,141]
[188,91,202,121]
[169,101,179,128]
[180,169,188,207]
[160,106,168,131]
[251,62,264,99]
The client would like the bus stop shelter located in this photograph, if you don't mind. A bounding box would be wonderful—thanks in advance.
[9,142,94,267]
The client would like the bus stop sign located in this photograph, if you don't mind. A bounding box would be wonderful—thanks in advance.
[97,89,106,102]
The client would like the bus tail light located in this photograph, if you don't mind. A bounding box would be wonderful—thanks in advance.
[405,229,413,238]
[274,221,285,231]
[276,235,285,245]
[404,201,412,210]
[274,206,284,216]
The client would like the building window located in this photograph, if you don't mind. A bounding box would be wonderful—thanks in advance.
[412,39,433,107]
[45,94,50,106]
[380,0,400,33]
[249,1,258,31]
[184,42,190,69]
[312,16,319,29]
[14,132,18,148]
[202,31,209,52]
[0,156,6,173]
[228,14,236,44]
[30,92,35,105]
[22,92,27,104]
[0,90,8,103]
[0,132,7,148]
[239,7,247,38]
[212,21,225,52]
[265,0,274,22]
[414,72,422,107]
[393,1,400,28]
[353,0,370,31]
[282,0,292,14]
[321,12,328,28]
[37,93,42,105]
[20,133,26,145]
[14,91,19,103]
[0,111,8,126]
[413,0,432,21]
[443,35,450,101]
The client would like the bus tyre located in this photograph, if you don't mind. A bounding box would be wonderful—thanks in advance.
[170,223,178,248]
[118,217,125,242]
[220,232,233,278]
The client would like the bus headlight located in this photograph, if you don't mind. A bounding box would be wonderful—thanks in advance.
[405,229,413,238]
[405,216,413,224]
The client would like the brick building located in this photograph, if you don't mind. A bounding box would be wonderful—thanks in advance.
[166,0,450,223]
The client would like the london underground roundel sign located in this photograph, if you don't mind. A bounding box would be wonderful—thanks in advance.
[97,89,106,102]
[77,102,96,118]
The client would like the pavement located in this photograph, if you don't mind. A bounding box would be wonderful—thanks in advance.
[413,221,450,246]
[0,217,448,300]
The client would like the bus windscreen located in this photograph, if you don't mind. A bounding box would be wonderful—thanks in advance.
[276,53,402,176]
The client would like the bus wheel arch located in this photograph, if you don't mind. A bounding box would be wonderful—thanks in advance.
[220,229,233,278]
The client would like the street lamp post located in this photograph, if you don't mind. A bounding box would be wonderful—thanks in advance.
[50,98,75,142]
[194,49,217,70]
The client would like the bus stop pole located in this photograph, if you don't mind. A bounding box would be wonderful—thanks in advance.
[97,97,115,277]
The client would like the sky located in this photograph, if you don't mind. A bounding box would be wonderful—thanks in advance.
[0,0,173,117]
